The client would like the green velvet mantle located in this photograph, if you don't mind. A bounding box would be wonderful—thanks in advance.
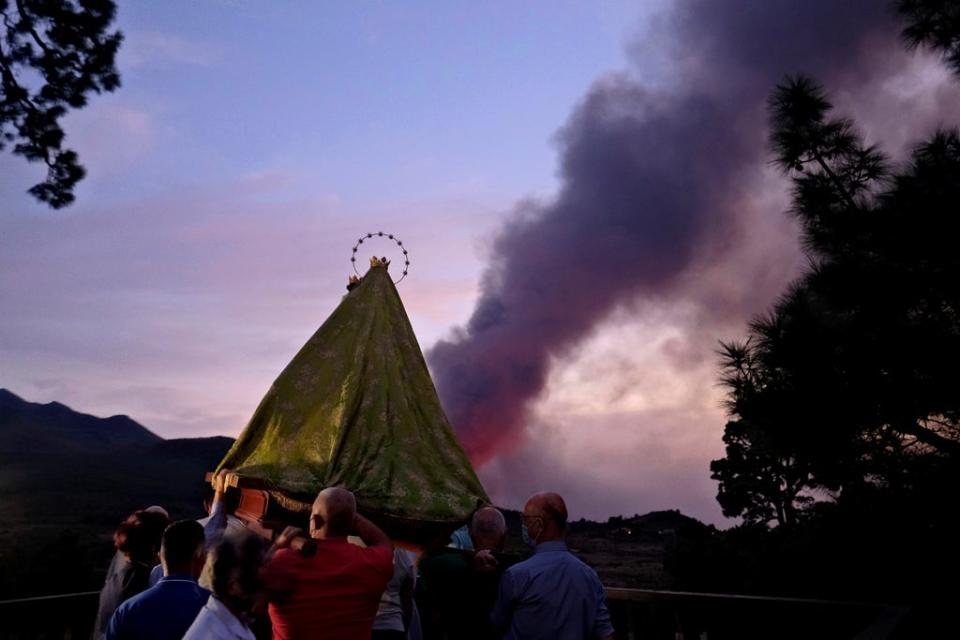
[217,265,488,532]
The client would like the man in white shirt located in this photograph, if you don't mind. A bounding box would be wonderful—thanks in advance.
[183,529,264,640]
[372,547,418,639]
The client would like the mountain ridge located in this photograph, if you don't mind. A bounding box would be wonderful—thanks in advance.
[0,389,704,597]
[0,388,164,453]
[0,388,238,597]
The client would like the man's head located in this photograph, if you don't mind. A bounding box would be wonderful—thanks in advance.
[203,530,264,616]
[310,487,356,539]
[522,492,568,545]
[113,509,170,563]
[160,520,206,578]
[469,507,507,551]
[144,505,169,519]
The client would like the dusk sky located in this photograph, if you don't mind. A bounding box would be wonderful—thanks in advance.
[2,1,958,525]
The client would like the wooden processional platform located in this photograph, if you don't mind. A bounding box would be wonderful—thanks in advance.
[205,471,463,552]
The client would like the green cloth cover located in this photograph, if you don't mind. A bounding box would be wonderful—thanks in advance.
[217,264,489,527]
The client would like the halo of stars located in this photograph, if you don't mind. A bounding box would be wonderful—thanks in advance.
[350,231,410,284]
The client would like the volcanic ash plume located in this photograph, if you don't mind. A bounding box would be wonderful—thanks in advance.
[429,0,956,466]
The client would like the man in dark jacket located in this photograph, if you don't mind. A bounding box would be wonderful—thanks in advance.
[417,506,510,640]
[91,508,168,640]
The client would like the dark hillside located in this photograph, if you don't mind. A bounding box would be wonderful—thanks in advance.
[0,389,708,599]
[0,390,233,598]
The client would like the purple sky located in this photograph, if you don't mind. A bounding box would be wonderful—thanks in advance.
[2,1,959,525]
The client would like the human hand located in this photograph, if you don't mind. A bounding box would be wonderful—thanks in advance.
[473,549,499,572]
[275,526,308,549]
[292,537,316,557]
[212,469,231,494]
[350,512,392,549]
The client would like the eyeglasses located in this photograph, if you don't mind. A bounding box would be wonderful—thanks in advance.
[521,515,545,523]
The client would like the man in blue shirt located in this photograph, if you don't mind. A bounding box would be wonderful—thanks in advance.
[105,519,210,640]
[148,469,238,586]
[491,492,614,640]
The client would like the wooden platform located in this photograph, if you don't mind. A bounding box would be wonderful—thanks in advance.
[205,471,463,548]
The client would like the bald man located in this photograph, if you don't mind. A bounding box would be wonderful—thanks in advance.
[491,493,614,640]
[263,487,394,640]
[418,506,511,640]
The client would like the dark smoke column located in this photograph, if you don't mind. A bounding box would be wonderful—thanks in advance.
[429,0,901,466]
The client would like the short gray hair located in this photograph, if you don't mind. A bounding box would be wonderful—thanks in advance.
[203,529,264,602]
[470,507,506,538]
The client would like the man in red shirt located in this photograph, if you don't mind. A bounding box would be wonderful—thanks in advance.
[263,487,394,640]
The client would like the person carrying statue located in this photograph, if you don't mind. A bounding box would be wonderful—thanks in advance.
[261,486,395,640]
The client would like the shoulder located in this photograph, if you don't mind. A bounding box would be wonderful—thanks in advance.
[107,584,153,632]
[182,608,213,639]
[358,544,394,572]
[506,552,545,574]
[502,555,535,585]
[272,546,298,561]
[184,581,213,602]
[509,549,595,577]
[338,543,394,585]
[564,552,603,584]
[184,601,229,640]
[268,547,303,571]
[423,551,472,591]
[114,581,155,611]
[504,555,531,574]
[396,548,415,568]
[107,594,135,626]
[262,548,301,593]
[393,548,415,579]
[422,550,469,572]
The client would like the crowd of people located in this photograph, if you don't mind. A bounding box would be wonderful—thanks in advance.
[92,473,614,640]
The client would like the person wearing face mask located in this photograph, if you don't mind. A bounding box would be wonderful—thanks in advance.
[491,493,614,640]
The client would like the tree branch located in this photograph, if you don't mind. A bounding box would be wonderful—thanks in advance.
[0,34,52,166]
[14,0,53,58]
[897,420,960,456]
[810,146,860,212]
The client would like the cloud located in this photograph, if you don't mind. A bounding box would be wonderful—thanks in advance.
[0,170,507,443]
[427,0,960,522]
[480,408,727,524]
[60,103,157,179]
[6,1,960,526]
[120,32,226,69]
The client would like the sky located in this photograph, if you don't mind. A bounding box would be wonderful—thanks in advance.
[2,1,959,526]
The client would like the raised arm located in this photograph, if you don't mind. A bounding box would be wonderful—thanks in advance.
[203,469,230,548]
[352,512,393,550]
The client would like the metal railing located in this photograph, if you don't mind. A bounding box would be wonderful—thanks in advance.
[606,587,905,640]
[0,586,905,640]
[0,591,99,639]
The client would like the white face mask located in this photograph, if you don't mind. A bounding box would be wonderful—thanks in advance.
[521,523,536,548]
[521,517,542,548]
